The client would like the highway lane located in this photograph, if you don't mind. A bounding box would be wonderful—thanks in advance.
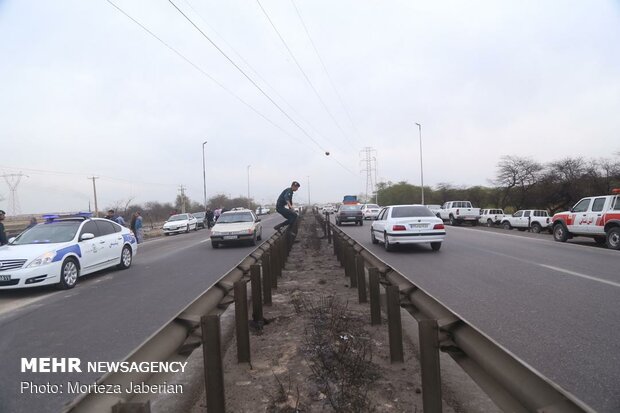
[0,213,282,413]
[336,220,620,413]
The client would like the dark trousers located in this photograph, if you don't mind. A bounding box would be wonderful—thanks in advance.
[277,206,298,227]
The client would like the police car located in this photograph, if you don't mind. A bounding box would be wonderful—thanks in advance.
[0,213,137,290]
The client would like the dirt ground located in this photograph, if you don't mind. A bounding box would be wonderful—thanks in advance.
[190,215,432,413]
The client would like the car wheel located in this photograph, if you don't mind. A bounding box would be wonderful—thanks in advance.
[58,258,79,290]
[117,245,133,269]
[185,225,190,233]
[257,229,262,241]
[486,219,493,227]
[384,232,393,252]
[594,236,606,245]
[250,234,257,246]
[531,223,542,234]
[502,221,511,230]
[431,242,441,251]
[194,224,198,231]
[449,215,456,226]
[371,230,378,244]
[359,220,363,226]
[606,227,620,250]
[211,241,220,248]
[553,223,568,242]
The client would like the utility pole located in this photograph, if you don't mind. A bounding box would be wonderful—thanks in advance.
[307,175,310,206]
[1,173,28,216]
[359,147,377,202]
[178,185,187,213]
[202,140,208,211]
[247,165,251,209]
[88,176,99,217]
[415,122,425,205]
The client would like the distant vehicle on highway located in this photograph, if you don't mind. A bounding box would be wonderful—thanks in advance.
[320,205,336,214]
[335,204,363,226]
[371,205,445,251]
[479,209,506,226]
[192,211,207,229]
[501,210,551,233]
[360,203,381,220]
[551,189,620,249]
[255,206,270,215]
[437,201,481,226]
[210,209,262,248]
[0,213,136,290]
[425,204,442,216]
[342,195,359,205]
[162,213,198,235]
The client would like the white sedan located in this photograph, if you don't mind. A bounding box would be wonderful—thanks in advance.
[162,213,198,235]
[370,205,446,251]
[210,209,262,248]
[361,203,381,220]
[0,213,137,290]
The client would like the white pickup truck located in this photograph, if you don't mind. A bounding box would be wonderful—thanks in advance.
[500,210,552,233]
[551,189,620,249]
[437,201,481,226]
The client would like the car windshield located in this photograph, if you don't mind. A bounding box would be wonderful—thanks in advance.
[217,212,254,223]
[391,206,434,218]
[168,214,189,221]
[340,205,361,211]
[193,212,205,218]
[366,204,379,209]
[12,221,81,245]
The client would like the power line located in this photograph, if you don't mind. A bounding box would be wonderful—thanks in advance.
[167,0,330,154]
[291,0,364,143]
[181,0,349,155]
[255,0,355,147]
[104,0,305,150]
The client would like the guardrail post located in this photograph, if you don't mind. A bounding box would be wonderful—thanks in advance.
[419,319,443,413]
[250,264,263,323]
[327,219,332,244]
[386,285,404,363]
[261,255,273,304]
[201,315,226,412]
[349,249,358,288]
[333,230,338,256]
[343,244,352,279]
[356,255,367,303]
[368,268,381,325]
[233,280,250,364]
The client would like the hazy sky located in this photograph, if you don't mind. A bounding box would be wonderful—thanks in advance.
[1,0,619,214]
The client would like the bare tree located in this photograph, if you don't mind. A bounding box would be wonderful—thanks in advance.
[494,155,543,209]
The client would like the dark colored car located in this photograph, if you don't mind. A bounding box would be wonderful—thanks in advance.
[193,211,207,229]
[335,205,363,226]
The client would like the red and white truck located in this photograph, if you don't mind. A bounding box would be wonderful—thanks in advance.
[551,189,620,250]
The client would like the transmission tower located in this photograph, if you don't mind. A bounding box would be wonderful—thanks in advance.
[359,147,377,202]
[2,173,28,215]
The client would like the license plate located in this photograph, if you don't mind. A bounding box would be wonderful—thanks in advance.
[0,275,11,281]
[223,235,238,240]
[410,224,427,228]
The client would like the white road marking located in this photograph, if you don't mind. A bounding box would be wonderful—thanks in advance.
[199,238,212,243]
[538,264,620,288]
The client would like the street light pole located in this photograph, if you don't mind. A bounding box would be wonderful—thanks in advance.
[307,175,310,206]
[202,140,208,211]
[415,122,425,205]
[247,164,251,209]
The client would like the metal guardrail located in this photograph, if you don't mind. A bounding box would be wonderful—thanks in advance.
[64,221,297,413]
[316,211,595,413]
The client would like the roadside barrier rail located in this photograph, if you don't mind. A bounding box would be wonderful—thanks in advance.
[316,211,594,413]
[64,217,299,413]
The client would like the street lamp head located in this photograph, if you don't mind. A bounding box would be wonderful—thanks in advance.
[415,122,421,127]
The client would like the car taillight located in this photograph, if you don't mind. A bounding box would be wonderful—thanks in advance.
[433,223,445,230]
[392,225,406,231]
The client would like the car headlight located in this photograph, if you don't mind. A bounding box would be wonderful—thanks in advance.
[211,231,221,236]
[27,251,57,268]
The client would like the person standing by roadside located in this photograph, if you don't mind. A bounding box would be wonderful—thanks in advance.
[131,211,143,244]
[206,208,215,229]
[0,210,8,246]
[274,181,300,232]
[105,209,125,226]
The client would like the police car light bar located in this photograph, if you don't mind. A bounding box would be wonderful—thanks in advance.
[43,212,93,222]
[612,188,620,195]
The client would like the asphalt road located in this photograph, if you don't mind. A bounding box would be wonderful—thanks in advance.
[335,219,620,413]
[0,213,283,413]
